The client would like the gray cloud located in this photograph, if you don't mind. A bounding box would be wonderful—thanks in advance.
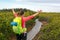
[15,0,60,3]
[29,0,60,3]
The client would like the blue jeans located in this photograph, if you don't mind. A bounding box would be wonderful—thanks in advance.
[16,33,27,40]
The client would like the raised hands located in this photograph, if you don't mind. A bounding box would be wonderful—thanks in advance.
[37,10,42,13]
[12,9,16,14]
[32,10,42,17]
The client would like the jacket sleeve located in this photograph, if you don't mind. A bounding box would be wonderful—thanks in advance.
[24,15,34,22]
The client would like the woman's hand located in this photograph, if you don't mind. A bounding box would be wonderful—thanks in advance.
[12,9,16,14]
[32,10,42,17]
[37,10,42,14]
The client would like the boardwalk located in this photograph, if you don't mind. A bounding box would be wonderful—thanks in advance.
[27,19,42,40]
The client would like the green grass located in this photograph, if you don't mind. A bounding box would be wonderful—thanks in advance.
[33,13,60,40]
[0,9,60,40]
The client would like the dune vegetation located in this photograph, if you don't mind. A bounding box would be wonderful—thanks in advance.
[0,9,60,40]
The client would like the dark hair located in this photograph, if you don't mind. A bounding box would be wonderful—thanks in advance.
[18,9,24,16]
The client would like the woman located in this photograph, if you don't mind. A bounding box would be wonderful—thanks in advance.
[12,9,42,40]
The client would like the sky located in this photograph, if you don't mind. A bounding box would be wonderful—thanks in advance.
[0,0,60,12]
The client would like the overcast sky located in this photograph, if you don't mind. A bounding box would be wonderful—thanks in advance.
[0,0,60,12]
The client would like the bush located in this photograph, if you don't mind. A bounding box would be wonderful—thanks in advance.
[37,13,60,40]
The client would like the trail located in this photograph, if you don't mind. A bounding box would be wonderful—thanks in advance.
[27,19,42,40]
